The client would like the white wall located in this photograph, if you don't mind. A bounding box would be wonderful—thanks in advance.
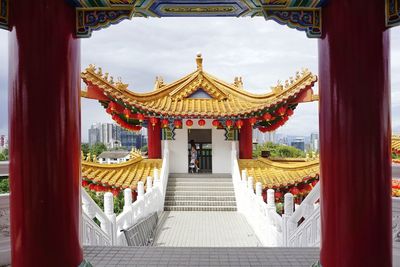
[166,119,232,174]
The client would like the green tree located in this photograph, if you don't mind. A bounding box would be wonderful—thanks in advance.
[81,143,90,155]
[90,142,107,156]
[141,145,148,153]
[0,149,8,161]
[253,142,305,158]
[0,178,10,193]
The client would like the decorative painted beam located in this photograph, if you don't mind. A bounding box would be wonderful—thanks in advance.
[0,0,9,31]
[386,0,400,27]
[76,8,134,38]
[1,0,331,38]
[262,8,322,38]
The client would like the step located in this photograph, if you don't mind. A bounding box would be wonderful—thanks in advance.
[168,178,232,183]
[164,200,237,207]
[166,186,234,191]
[164,206,237,211]
[165,195,236,201]
[166,191,236,197]
[169,173,231,178]
[167,181,233,187]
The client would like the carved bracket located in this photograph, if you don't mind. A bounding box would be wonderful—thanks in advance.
[263,8,322,38]
[76,8,133,38]
[0,0,9,31]
[386,0,400,28]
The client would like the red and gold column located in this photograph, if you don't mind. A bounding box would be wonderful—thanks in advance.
[239,119,253,159]
[319,1,391,266]
[9,1,82,266]
[147,121,162,159]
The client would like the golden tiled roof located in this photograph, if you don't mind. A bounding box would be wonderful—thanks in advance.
[393,135,400,154]
[81,54,317,117]
[239,157,320,189]
[81,151,162,190]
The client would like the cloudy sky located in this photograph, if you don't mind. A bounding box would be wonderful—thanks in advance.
[0,18,399,142]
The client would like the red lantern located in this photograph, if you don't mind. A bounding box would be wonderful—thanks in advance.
[263,113,272,121]
[108,102,117,112]
[111,114,118,121]
[174,120,182,128]
[186,119,193,128]
[198,119,206,127]
[235,119,244,129]
[149,117,158,127]
[82,180,89,187]
[161,119,169,128]
[311,180,318,187]
[137,113,145,122]
[249,117,257,126]
[287,109,294,116]
[275,191,283,199]
[123,108,132,119]
[225,119,233,128]
[212,119,220,128]
[290,186,300,196]
[111,188,120,196]
[106,106,112,114]
[277,106,286,116]
[89,183,96,191]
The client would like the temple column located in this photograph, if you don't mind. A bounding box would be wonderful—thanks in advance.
[239,119,253,159]
[147,122,162,158]
[8,1,82,266]
[319,1,391,266]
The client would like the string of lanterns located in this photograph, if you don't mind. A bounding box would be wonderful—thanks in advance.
[105,100,297,133]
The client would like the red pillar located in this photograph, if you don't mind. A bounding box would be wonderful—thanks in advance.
[147,122,161,159]
[9,1,82,266]
[239,119,252,159]
[319,2,391,266]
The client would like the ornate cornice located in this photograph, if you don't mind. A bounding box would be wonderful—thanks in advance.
[386,0,400,28]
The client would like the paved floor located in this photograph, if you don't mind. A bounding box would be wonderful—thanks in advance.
[83,246,320,267]
[153,211,261,247]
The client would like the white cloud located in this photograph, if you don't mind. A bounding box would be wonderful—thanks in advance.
[0,19,399,141]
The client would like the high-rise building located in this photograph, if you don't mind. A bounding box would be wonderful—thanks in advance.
[291,137,305,151]
[252,129,275,144]
[87,123,146,150]
[310,132,319,152]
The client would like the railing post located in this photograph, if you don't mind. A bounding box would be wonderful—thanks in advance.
[82,192,95,219]
[267,189,275,208]
[255,182,263,200]
[147,176,153,192]
[123,188,132,213]
[283,193,295,246]
[137,181,145,200]
[104,192,117,245]
[153,168,160,184]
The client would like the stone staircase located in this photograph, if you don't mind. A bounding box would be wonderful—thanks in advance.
[164,174,237,211]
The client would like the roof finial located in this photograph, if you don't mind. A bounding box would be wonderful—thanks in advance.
[196,52,203,70]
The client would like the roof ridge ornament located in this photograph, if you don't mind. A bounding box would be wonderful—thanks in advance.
[196,52,203,71]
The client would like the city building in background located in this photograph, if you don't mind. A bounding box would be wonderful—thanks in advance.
[0,135,8,151]
[310,132,319,152]
[291,137,305,151]
[252,129,275,144]
[88,123,147,150]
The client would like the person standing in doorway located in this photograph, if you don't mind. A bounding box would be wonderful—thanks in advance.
[189,140,200,173]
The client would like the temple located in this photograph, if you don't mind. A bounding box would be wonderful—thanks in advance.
[2,1,399,266]
[82,54,317,162]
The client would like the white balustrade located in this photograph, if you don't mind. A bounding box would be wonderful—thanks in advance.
[231,144,282,246]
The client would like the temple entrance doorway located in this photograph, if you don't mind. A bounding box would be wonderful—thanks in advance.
[188,129,212,173]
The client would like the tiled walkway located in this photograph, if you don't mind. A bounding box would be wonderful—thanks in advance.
[84,246,320,267]
[153,211,261,247]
